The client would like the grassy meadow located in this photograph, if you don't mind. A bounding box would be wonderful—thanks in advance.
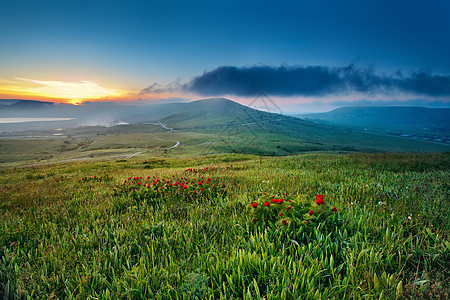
[0,152,449,299]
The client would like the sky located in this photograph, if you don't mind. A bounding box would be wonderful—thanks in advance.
[0,0,449,112]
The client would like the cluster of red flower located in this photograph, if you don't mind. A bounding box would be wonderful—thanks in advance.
[250,193,338,226]
[113,167,229,205]
[185,167,216,173]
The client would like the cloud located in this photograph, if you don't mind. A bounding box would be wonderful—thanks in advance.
[14,77,124,101]
[145,65,450,98]
[140,78,182,95]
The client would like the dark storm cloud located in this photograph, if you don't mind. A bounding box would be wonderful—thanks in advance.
[140,65,450,98]
[186,65,450,97]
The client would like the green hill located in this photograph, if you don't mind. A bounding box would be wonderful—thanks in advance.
[159,99,450,154]
[294,106,450,143]
[1,99,449,168]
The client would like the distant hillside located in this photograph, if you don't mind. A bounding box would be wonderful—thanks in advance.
[294,106,450,144]
[158,99,450,153]
[0,99,54,108]
[295,106,450,129]
[159,98,279,128]
[2,98,449,153]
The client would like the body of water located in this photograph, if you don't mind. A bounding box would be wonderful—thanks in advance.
[0,118,76,124]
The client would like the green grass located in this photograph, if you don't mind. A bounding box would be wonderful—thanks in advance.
[0,152,449,299]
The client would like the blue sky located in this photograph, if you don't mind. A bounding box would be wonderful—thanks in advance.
[0,0,449,111]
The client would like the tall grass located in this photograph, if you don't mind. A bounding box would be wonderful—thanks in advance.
[0,153,448,299]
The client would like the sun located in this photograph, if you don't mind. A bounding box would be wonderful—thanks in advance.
[68,99,82,105]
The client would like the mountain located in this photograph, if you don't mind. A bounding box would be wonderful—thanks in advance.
[293,106,450,144]
[0,99,55,108]
[294,106,450,130]
[159,98,279,128]
[1,98,449,154]
[157,99,450,153]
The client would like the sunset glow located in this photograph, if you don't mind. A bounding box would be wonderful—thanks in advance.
[9,78,125,103]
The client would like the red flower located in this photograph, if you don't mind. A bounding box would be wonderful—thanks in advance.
[278,198,285,204]
[251,202,258,208]
[263,201,270,207]
[286,206,292,212]
[279,212,284,216]
[304,220,309,224]
[332,207,337,212]
[183,185,188,189]
[282,220,287,225]
[252,218,258,222]
[193,190,197,194]
[309,210,314,215]
[271,199,278,204]
[316,194,325,205]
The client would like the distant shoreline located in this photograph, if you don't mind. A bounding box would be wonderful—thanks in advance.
[0,117,76,124]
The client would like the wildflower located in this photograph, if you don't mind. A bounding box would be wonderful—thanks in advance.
[279,212,284,216]
[193,190,197,194]
[304,220,309,224]
[264,201,270,207]
[282,220,287,226]
[251,202,258,208]
[316,194,325,205]
[286,206,292,212]
[332,207,337,212]
[308,210,314,215]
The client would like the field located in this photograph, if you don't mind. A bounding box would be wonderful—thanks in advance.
[0,152,448,299]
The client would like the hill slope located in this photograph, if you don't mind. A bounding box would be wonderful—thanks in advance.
[294,106,450,143]
[158,99,450,154]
